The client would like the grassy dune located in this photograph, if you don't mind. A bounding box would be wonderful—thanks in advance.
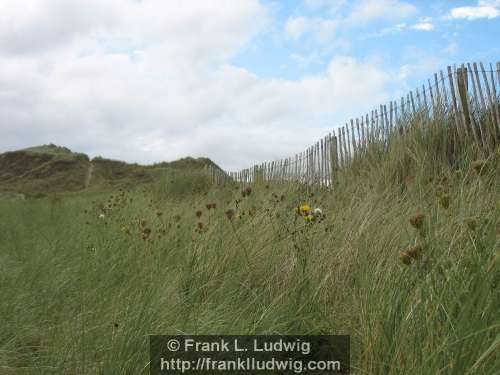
[0,143,213,198]
[0,119,499,374]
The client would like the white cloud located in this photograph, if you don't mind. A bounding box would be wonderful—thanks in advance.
[284,16,337,42]
[0,0,117,54]
[287,0,420,45]
[363,20,434,39]
[448,0,500,20]
[289,52,324,68]
[0,1,393,171]
[285,16,310,39]
[365,23,407,37]
[303,0,348,14]
[347,0,417,24]
[314,19,337,42]
[0,0,269,65]
[411,22,434,31]
[444,42,459,54]
[395,46,441,86]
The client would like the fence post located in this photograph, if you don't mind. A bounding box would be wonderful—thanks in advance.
[489,63,500,140]
[467,63,487,148]
[383,104,389,144]
[479,62,500,142]
[480,62,500,136]
[456,66,471,136]
[393,101,398,133]
[428,79,434,116]
[447,65,463,142]
[342,127,348,165]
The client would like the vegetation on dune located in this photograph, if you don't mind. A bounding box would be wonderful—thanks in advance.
[0,149,89,197]
[0,116,499,374]
[21,144,83,157]
[0,145,214,197]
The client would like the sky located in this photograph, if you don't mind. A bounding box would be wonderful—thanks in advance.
[0,0,499,171]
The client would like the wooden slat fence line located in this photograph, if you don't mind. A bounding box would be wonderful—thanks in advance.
[205,62,500,186]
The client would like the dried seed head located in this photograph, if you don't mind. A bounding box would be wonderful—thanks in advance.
[409,213,425,229]
[471,160,487,176]
[225,209,235,221]
[439,194,450,209]
[399,251,412,265]
[464,217,477,231]
[407,245,423,260]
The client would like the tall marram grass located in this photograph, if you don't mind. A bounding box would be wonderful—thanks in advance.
[0,114,498,374]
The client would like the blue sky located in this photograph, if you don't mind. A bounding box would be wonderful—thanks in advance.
[0,0,499,170]
[232,0,499,84]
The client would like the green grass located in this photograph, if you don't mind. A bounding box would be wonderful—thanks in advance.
[0,145,211,197]
[21,144,79,156]
[0,116,499,374]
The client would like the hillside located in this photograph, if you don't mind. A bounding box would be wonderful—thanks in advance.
[0,114,498,374]
[0,144,217,197]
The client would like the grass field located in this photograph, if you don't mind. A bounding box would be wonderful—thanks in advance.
[0,118,499,374]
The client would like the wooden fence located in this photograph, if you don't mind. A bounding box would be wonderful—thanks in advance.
[206,62,500,186]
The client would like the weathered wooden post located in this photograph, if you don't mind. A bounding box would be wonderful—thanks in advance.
[457,66,474,139]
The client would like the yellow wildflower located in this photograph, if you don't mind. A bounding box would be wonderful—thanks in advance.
[298,203,311,216]
[304,214,314,223]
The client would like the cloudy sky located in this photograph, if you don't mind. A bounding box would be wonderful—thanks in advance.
[0,0,499,170]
